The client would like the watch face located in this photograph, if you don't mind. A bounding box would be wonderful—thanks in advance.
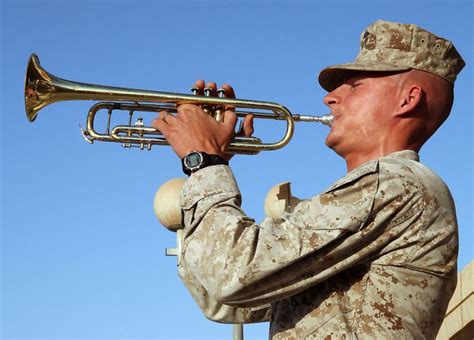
[186,152,203,168]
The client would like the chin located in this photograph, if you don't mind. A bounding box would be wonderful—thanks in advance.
[325,135,345,158]
[325,132,336,150]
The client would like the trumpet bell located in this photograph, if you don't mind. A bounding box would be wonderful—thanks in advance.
[25,54,49,122]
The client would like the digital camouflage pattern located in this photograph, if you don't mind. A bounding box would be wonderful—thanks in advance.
[178,150,458,339]
[318,20,466,91]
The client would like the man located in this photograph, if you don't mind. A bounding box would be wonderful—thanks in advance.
[152,20,465,339]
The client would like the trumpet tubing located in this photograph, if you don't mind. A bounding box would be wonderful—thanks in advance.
[24,54,333,153]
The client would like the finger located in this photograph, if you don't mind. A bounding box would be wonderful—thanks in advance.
[220,83,236,111]
[204,81,217,96]
[152,115,169,134]
[158,111,168,123]
[192,79,205,95]
[222,109,238,129]
[242,114,254,137]
[158,110,177,125]
[164,111,178,125]
[220,83,236,99]
[176,103,205,120]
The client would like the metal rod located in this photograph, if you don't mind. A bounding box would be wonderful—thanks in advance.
[233,324,244,340]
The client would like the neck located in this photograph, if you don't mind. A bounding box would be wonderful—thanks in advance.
[343,144,419,172]
[344,152,379,172]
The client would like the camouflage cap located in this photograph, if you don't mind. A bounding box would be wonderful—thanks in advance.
[318,20,465,92]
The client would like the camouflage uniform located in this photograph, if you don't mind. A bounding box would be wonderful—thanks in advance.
[174,19,465,339]
[178,150,458,339]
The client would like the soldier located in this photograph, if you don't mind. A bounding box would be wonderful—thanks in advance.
[152,20,465,339]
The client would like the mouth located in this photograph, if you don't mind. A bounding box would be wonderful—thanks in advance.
[328,113,336,126]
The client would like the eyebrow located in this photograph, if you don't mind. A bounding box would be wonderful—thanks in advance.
[343,74,367,84]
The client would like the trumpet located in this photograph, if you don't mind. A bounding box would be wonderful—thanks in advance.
[24,54,333,153]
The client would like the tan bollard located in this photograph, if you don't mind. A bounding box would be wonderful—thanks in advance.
[153,177,186,258]
[153,177,186,232]
[264,182,301,218]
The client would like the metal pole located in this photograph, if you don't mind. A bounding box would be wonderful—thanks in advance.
[166,231,244,340]
[233,324,244,340]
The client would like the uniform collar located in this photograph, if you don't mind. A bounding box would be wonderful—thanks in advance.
[381,150,420,162]
[324,150,419,193]
[325,160,378,192]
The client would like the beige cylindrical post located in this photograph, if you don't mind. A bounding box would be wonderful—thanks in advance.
[154,177,186,260]
[233,324,243,340]
[153,177,186,232]
[264,182,301,218]
[155,177,246,340]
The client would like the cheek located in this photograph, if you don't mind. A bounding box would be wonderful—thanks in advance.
[340,107,384,140]
[353,94,389,124]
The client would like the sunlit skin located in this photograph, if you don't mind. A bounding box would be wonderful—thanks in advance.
[324,70,453,171]
[153,71,452,173]
[324,72,417,171]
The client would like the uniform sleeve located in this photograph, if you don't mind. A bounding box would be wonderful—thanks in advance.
[177,161,407,308]
[179,249,272,324]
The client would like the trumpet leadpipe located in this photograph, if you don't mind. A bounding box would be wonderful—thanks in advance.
[234,110,333,127]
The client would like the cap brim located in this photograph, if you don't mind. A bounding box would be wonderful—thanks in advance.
[318,60,412,92]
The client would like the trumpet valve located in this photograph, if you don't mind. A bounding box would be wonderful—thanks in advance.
[217,88,226,98]
[213,110,224,122]
[203,87,212,96]
[212,88,227,122]
[190,87,199,96]
[134,117,144,127]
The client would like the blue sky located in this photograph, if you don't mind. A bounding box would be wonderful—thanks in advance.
[1,1,472,339]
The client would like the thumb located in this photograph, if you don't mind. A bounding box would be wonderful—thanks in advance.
[242,114,254,136]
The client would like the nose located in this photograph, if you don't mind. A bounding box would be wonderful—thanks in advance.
[323,91,341,107]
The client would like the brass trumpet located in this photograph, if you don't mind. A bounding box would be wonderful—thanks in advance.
[24,54,333,153]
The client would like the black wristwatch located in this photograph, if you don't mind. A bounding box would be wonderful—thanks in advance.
[181,151,228,176]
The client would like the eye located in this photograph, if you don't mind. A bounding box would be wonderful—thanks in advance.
[349,83,361,91]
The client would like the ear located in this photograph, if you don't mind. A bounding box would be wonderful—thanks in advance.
[396,84,423,116]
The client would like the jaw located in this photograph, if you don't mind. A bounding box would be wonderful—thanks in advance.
[325,130,347,160]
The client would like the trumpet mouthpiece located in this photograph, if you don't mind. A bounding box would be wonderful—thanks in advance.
[315,114,333,126]
[293,113,333,126]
